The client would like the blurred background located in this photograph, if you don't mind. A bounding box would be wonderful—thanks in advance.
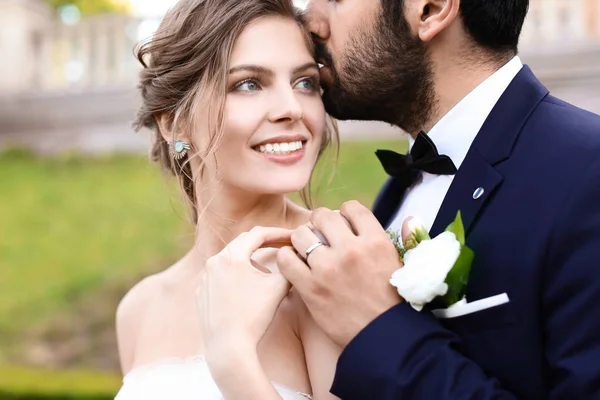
[0,0,599,398]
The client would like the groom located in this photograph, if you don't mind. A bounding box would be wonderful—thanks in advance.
[277,0,600,398]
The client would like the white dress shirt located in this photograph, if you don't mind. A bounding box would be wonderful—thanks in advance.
[386,56,523,233]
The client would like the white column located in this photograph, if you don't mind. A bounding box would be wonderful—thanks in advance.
[566,0,586,41]
[112,16,128,84]
[521,0,542,47]
[52,23,70,90]
[94,18,109,85]
[542,0,560,43]
[80,21,92,86]
[36,27,54,90]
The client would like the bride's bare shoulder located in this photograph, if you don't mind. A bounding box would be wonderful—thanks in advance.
[115,271,170,373]
[117,273,164,322]
[116,260,189,327]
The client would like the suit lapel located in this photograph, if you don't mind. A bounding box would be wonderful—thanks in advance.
[372,177,407,228]
[429,150,503,237]
[429,66,549,237]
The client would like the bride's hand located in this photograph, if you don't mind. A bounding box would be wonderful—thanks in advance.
[196,226,292,364]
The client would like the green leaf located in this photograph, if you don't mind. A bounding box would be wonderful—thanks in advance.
[414,225,431,243]
[440,245,474,306]
[402,223,431,251]
[439,211,474,307]
[445,210,465,246]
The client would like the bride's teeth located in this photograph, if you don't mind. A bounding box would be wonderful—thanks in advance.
[255,140,305,154]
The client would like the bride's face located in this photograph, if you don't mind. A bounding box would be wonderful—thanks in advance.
[214,16,326,196]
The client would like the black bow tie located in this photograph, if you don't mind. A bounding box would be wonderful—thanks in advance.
[375,132,457,187]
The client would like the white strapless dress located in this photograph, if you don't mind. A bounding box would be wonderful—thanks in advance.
[114,354,312,400]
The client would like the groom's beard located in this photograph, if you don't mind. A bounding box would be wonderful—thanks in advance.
[317,13,435,134]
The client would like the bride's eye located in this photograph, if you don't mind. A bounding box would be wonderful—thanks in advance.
[234,79,261,92]
[295,77,317,91]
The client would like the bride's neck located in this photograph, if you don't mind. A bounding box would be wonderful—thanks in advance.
[189,191,307,262]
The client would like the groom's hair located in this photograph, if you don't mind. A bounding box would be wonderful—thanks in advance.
[382,0,529,54]
[459,0,530,54]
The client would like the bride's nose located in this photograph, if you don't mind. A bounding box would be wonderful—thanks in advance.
[267,87,303,123]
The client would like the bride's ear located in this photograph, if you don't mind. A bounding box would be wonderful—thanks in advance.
[155,112,175,143]
[155,112,191,144]
[413,0,460,43]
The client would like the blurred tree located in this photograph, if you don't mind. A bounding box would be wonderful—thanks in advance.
[44,0,132,16]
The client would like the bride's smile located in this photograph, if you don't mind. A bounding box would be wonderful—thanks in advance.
[251,135,308,165]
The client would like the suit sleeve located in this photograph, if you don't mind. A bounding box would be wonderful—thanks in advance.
[540,157,600,398]
[329,302,516,399]
[330,160,600,400]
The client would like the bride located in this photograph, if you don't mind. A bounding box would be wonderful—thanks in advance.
[114,0,342,398]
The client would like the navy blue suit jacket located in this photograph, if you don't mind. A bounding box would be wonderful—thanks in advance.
[330,66,600,399]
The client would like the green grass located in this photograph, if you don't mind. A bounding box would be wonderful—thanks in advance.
[0,150,191,339]
[309,139,406,209]
[0,138,407,388]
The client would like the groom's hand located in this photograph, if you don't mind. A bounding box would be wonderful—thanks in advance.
[277,200,402,347]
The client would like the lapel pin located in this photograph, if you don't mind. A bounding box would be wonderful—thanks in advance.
[473,187,485,200]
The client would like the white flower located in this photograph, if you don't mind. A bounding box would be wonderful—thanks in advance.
[390,231,461,311]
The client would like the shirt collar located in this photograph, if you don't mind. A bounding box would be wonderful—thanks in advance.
[408,56,523,169]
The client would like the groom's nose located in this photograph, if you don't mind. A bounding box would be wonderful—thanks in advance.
[303,0,330,41]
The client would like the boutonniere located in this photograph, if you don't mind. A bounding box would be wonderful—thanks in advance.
[387,211,474,311]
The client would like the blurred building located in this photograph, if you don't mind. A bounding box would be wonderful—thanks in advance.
[0,0,599,154]
[525,0,600,44]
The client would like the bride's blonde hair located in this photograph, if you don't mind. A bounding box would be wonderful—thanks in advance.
[133,0,338,224]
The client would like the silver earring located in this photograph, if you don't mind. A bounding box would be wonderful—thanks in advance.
[169,140,190,160]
